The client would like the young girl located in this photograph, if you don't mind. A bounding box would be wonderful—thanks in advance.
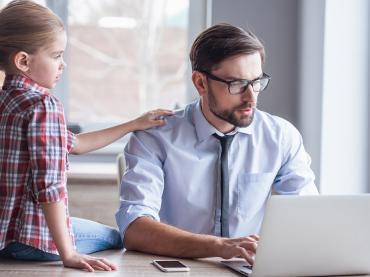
[0,0,172,272]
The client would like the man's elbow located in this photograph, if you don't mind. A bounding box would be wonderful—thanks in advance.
[123,216,152,250]
[123,226,136,250]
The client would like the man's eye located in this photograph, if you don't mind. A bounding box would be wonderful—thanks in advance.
[231,81,248,87]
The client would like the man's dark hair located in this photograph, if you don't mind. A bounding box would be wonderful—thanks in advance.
[189,23,265,72]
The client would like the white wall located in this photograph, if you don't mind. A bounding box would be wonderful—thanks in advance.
[211,0,370,193]
[187,0,212,101]
[300,0,369,193]
[298,0,325,189]
[212,0,300,127]
[320,0,369,193]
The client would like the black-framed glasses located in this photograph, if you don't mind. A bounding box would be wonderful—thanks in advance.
[199,70,271,95]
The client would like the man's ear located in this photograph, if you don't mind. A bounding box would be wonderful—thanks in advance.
[192,71,208,96]
[13,51,31,73]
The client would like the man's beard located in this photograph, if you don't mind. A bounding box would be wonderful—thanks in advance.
[208,87,255,127]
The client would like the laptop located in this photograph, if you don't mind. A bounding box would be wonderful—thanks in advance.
[221,194,370,277]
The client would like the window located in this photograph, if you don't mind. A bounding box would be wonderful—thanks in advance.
[1,0,190,131]
[66,0,189,129]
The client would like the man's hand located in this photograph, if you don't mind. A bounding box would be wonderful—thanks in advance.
[62,251,117,272]
[124,217,259,264]
[216,235,259,265]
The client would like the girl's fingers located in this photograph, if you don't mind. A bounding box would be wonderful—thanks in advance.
[150,109,174,116]
[158,109,174,114]
[81,261,94,272]
[91,259,112,271]
[100,258,118,271]
[154,120,165,126]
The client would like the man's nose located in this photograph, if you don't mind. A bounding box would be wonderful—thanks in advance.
[241,84,256,102]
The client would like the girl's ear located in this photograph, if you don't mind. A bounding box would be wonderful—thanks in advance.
[13,51,30,73]
[192,71,208,97]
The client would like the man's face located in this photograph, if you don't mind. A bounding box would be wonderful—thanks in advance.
[201,52,263,132]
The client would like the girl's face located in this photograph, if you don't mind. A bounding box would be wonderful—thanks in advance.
[27,31,67,89]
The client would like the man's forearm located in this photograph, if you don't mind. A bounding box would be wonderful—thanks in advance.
[124,216,222,258]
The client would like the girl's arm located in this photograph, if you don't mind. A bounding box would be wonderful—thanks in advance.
[70,109,173,155]
[42,201,117,272]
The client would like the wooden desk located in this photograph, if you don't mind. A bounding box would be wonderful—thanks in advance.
[0,250,239,276]
[1,250,369,276]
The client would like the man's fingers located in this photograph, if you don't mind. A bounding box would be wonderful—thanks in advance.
[249,234,260,241]
[239,241,258,252]
[237,247,255,265]
[242,235,259,242]
[228,235,259,244]
[245,253,255,265]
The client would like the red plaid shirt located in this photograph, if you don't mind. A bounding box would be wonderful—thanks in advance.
[0,75,75,254]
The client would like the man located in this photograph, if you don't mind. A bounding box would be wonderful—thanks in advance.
[115,23,318,264]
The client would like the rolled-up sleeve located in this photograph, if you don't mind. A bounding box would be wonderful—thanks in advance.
[27,97,68,203]
[115,130,165,243]
[273,121,318,195]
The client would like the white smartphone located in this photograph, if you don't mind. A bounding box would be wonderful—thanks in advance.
[152,260,190,272]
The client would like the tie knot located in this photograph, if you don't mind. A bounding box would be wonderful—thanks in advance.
[213,133,235,149]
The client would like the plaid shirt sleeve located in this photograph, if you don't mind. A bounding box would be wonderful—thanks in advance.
[67,130,76,153]
[27,96,68,204]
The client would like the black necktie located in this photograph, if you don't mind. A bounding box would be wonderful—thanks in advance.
[213,134,235,237]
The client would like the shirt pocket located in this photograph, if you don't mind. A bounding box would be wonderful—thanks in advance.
[237,172,275,218]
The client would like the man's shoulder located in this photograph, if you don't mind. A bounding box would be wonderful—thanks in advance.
[254,109,299,135]
[161,105,192,130]
[134,103,195,138]
[127,103,196,156]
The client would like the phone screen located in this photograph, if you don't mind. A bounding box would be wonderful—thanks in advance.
[155,260,187,268]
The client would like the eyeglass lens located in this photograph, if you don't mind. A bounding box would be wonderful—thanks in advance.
[229,78,269,94]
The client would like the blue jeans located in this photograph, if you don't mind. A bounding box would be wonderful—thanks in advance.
[0,217,123,261]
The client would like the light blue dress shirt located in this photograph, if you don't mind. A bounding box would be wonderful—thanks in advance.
[116,100,318,241]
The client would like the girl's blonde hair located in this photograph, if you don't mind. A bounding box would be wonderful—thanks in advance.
[0,0,64,71]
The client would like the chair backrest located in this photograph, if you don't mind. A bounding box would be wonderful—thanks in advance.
[116,153,126,188]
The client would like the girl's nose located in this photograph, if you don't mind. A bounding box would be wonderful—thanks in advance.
[61,59,67,69]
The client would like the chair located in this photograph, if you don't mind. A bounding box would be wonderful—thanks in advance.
[116,153,126,188]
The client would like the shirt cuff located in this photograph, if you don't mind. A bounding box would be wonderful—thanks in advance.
[115,205,159,248]
[67,130,76,153]
[33,184,66,203]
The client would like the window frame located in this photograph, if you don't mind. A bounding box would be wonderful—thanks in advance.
[47,0,211,158]
[49,0,210,133]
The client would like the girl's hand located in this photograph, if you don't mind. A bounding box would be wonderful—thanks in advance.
[62,251,117,272]
[133,109,174,131]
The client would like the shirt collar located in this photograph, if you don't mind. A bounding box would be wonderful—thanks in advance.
[237,120,254,135]
[2,75,50,96]
[191,100,254,142]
